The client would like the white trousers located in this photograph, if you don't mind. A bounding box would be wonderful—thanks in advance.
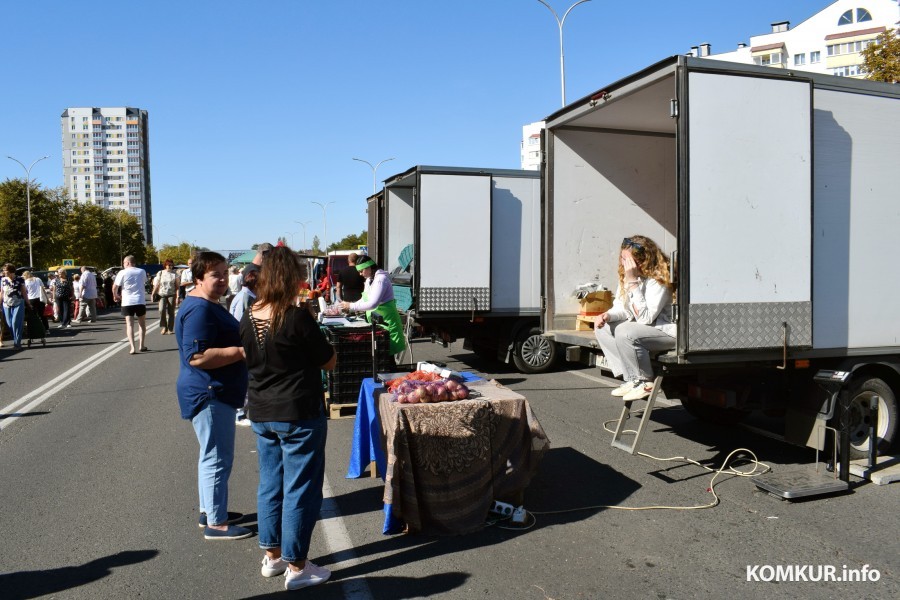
[594,320,675,382]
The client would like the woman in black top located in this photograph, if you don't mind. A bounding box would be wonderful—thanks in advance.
[240,245,336,591]
[53,269,74,328]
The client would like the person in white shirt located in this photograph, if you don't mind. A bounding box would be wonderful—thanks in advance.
[73,266,98,324]
[23,271,50,332]
[151,259,180,335]
[593,235,676,401]
[113,255,149,355]
[178,256,195,308]
[227,266,243,298]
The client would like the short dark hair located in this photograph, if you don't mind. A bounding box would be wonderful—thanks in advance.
[191,251,227,283]
[164,258,175,268]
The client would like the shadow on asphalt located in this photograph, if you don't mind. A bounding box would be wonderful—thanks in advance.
[0,549,159,600]
[316,447,636,598]
[243,572,470,599]
[0,411,50,420]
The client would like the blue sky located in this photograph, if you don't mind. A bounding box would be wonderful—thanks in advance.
[0,0,829,251]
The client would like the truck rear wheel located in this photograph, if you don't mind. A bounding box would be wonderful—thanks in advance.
[839,377,898,460]
[512,327,557,374]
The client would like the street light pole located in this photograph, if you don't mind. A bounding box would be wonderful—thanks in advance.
[295,220,311,251]
[311,201,335,256]
[536,0,592,107]
[7,155,49,267]
[352,157,395,194]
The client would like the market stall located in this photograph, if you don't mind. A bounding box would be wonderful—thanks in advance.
[348,374,549,535]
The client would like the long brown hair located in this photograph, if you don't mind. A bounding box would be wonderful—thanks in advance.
[617,235,673,300]
[253,245,306,333]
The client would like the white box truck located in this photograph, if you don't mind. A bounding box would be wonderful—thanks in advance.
[540,55,900,457]
[373,165,547,372]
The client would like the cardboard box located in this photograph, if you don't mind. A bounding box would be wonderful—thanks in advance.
[579,290,612,315]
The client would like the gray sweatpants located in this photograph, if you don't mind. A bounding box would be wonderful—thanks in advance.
[594,320,675,382]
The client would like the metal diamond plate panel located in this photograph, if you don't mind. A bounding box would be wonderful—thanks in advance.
[419,287,490,312]
[688,302,811,351]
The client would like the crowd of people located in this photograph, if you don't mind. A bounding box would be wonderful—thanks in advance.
[4,243,409,591]
[0,264,105,349]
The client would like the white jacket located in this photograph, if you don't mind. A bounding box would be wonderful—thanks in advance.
[606,278,675,337]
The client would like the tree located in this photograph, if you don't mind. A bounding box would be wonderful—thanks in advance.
[327,230,368,252]
[158,242,193,265]
[0,179,67,267]
[311,235,322,255]
[861,28,900,83]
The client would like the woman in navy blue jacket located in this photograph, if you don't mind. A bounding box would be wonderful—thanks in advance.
[175,251,251,540]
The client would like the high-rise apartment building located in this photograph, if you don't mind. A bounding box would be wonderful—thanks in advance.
[697,0,899,79]
[60,107,153,245]
[520,121,544,171]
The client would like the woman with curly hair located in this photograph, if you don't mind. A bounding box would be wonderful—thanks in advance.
[594,235,675,401]
[240,245,336,590]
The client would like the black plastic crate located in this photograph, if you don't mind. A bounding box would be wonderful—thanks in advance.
[324,325,392,405]
[325,326,392,373]
[327,374,369,405]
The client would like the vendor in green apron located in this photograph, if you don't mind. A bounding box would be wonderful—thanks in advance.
[340,255,406,355]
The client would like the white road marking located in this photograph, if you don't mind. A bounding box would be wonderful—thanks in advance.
[320,475,375,599]
[0,323,159,430]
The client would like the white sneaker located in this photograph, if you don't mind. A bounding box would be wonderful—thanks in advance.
[623,380,654,401]
[261,555,288,577]
[611,380,638,397]
[284,560,330,590]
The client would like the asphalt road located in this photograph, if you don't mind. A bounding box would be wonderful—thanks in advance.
[0,305,897,599]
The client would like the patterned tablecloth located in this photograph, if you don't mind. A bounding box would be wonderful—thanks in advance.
[378,379,549,535]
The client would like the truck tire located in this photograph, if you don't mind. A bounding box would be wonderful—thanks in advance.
[680,396,750,426]
[838,377,898,460]
[512,327,557,374]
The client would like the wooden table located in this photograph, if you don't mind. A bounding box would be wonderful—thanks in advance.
[377,379,549,535]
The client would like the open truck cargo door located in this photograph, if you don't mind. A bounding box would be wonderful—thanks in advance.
[417,172,492,313]
[681,70,813,354]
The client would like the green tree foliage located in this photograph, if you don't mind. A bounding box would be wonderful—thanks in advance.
[0,178,149,269]
[327,230,368,252]
[861,28,900,83]
[0,179,68,267]
[311,235,322,255]
[158,242,194,265]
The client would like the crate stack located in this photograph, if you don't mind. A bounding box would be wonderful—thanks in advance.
[575,290,613,331]
[324,326,392,418]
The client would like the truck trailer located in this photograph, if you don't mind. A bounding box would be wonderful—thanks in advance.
[539,55,900,458]
[373,165,546,372]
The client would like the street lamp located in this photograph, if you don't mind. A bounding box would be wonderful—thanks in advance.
[285,231,297,247]
[536,0,592,106]
[311,201,335,256]
[7,155,49,268]
[295,220,311,251]
[352,157,395,194]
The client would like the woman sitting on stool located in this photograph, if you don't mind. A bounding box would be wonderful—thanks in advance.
[594,235,675,401]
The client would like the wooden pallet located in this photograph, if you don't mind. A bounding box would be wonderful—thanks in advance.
[575,314,597,331]
[328,402,358,419]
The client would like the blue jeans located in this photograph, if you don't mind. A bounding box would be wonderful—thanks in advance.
[56,299,71,327]
[252,416,327,563]
[191,399,237,526]
[3,302,25,347]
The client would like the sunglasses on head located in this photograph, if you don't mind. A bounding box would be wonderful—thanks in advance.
[622,237,643,251]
